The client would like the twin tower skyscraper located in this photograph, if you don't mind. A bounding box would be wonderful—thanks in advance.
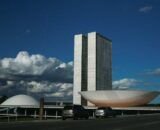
[73,32,112,106]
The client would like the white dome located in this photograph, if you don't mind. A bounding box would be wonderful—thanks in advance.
[1,94,39,106]
[79,90,160,107]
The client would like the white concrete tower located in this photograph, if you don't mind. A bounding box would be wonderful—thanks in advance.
[87,32,112,91]
[73,32,112,106]
[73,34,87,105]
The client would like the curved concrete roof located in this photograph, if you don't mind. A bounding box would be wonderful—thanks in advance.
[79,90,160,107]
[1,94,39,106]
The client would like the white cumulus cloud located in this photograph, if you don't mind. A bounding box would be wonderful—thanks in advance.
[112,78,139,90]
[144,68,160,76]
[139,6,153,13]
[0,51,73,101]
[0,51,73,82]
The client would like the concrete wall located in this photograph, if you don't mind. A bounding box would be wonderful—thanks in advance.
[96,33,112,90]
[73,34,87,105]
[87,32,97,92]
[87,32,112,91]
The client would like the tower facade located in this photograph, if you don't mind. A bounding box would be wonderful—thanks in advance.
[73,34,88,105]
[73,32,112,106]
[87,32,112,91]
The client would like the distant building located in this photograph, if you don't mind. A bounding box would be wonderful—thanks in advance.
[1,94,39,106]
[73,32,112,106]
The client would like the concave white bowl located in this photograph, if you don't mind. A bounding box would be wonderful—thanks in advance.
[79,90,159,107]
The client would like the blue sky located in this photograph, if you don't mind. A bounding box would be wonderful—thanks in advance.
[0,0,160,102]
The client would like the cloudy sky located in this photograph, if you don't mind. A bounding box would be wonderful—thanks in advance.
[0,0,160,103]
